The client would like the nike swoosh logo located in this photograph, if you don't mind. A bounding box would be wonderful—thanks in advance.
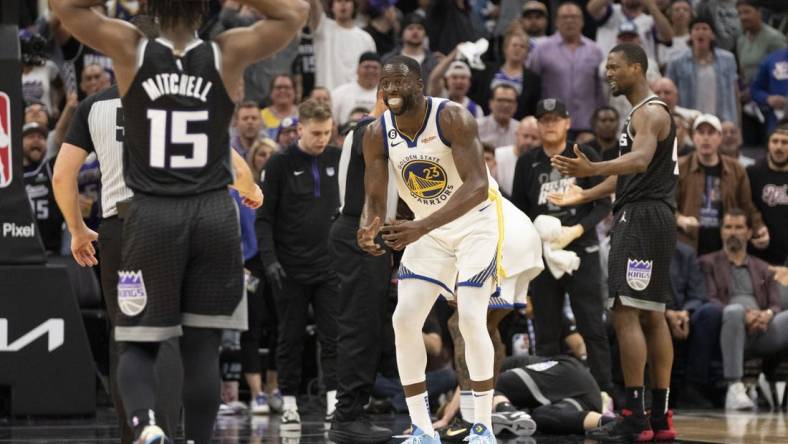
[478,204,492,212]
[391,141,404,147]
[446,428,468,437]
[294,170,304,176]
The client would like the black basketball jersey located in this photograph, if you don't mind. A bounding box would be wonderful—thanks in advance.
[121,38,235,196]
[24,158,64,253]
[614,96,677,212]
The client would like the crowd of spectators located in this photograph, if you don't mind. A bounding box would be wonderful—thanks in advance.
[16,0,788,439]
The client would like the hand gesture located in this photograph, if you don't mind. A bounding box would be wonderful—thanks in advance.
[265,262,287,290]
[751,226,770,249]
[550,144,596,178]
[676,214,700,232]
[769,266,788,286]
[547,183,585,207]
[550,225,583,250]
[71,225,99,267]
[241,184,264,209]
[357,216,385,256]
[381,220,428,251]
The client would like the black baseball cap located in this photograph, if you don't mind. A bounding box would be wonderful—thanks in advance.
[402,12,427,31]
[535,99,569,118]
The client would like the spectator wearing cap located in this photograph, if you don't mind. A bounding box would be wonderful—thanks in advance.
[519,1,549,43]
[427,54,484,118]
[382,12,438,86]
[473,29,541,120]
[331,52,381,125]
[477,84,521,148]
[586,0,673,61]
[308,0,377,91]
[666,16,740,125]
[676,114,769,256]
[751,48,788,136]
[364,0,399,57]
[232,101,265,157]
[22,122,65,255]
[261,74,299,140]
[528,2,605,136]
[658,0,693,67]
[510,98,614,393]
[276,116,300,148]
[24,101,60,158]
[424,0,479,55]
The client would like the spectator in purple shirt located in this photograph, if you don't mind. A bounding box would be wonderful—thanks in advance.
[528,2,605,135]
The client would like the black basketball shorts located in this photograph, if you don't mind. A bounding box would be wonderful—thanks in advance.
[607,201,676,312]
[114,189,246,342]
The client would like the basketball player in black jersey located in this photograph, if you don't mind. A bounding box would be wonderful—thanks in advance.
[51,1,308,443]
[548,43,678,442]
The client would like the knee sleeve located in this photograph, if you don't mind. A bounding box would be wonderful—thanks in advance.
[530,402,586,435]
[457,284,494,381]
[393,279,440,385]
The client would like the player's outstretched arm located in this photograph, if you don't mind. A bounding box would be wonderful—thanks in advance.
[552,105,668,178]
[358,121,388,256]
[230,149,263,208]
[51,0,142,94]
[548,175,618,207]
[216,0,309,101]
[52,143,98,267]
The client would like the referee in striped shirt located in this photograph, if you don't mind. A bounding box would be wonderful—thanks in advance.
[52,84,182,444]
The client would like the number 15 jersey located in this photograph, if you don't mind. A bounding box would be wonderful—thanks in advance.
[122,37,235,196]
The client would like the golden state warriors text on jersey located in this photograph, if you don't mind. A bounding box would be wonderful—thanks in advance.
[396,153,455,205]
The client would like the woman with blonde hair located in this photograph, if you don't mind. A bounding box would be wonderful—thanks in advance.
[246,138,278,182]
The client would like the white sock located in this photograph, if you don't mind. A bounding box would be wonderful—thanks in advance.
[283,395,298,411]
[460,390,474,422]
[405,392,434,436]
[326,390,337,415]
[472,389,493,430]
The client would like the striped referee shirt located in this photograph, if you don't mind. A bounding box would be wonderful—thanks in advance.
[64,85,133,218]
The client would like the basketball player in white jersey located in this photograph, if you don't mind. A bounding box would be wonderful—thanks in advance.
[358,55,505,444]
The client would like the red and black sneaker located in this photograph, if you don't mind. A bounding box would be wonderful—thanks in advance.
[650,410,676,441]
[586,409,654,442]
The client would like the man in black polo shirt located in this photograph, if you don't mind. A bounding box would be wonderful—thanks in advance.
[328,92,394,443]
[255,98,341,431]
[510,99,614,394]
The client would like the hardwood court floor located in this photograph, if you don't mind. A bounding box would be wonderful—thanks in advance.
[1,407,785,443]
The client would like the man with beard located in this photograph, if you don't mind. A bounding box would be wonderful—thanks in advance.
[22,122,64,255]
[549,43,678,441]
[698,208,786,410]
[358,55,530,444]
[748,120,788,266]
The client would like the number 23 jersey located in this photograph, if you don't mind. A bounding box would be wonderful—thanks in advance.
[382,97,496,221]
[121,38,235,196]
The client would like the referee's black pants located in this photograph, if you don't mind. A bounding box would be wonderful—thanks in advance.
[328,215,393,421]
[273,270,339,397]
[97,217,182,443]
[530,249,613,391]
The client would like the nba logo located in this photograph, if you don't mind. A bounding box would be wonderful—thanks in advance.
[0,92,11,188]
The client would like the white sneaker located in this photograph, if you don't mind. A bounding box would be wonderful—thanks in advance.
[136,425,169,443]
[726,382,755,410]
[280,407,301,430]
[250,392,270,414]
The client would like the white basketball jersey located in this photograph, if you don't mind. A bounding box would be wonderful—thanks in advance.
[382,97,497,220]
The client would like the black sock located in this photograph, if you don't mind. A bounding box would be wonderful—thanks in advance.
[651,389,669,417]
[494,401,516,413]
[624,386,645,416]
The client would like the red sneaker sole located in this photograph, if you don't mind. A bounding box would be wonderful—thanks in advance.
[653,430,677,441]
[635,430,655,442]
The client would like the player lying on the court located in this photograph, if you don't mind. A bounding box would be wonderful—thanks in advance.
[51,1,308,443]
[491,354,614,438]
[358,55,510,444]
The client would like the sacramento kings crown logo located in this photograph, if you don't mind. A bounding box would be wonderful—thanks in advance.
[117,270,148,316]
[626,259,653,291]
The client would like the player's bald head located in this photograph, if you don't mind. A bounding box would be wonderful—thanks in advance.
[382,55,422,80]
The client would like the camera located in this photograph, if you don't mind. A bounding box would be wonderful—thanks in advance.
[19,31,48,66]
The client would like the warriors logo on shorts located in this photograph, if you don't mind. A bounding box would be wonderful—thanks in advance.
[117,270,148,316]
[402,160,448,200]
[626,259,653,291]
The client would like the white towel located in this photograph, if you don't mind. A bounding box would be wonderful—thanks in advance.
[533,215,581,279]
